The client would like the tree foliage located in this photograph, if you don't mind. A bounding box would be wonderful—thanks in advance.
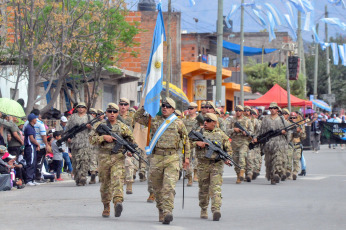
[244,59,306,99]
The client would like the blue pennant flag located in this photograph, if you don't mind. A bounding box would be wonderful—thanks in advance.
[189,0,196,7]
[226,4,240,24]
[312,26,320,43]
[330,43,339,65]
[264,3,283,26]
[142,3,166,117]
[320,18,346,30]
[284,14,297,41]
[267,11,276,42]
[338,45,346,66]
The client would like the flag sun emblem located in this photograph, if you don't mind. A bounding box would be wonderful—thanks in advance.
[155,61,161,69]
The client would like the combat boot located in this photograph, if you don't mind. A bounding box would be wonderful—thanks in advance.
[139,172,147,182]
[187,175,193,187]
[193,169,198,182]
[102,203,110,217]
[78,178,86,186]
[292,174,297,180]
[239,169,245,181]
[147,192,155,203]
[236,173,241,184]
[246,174,252,182]
[200,208,208,219]
[281,174,287,181]
[89,172,96,184]
[212,211,221,221]
[286,171,291,178]
[273,174,280,183]
[252,172,259,180]
[114,202,123,217]
[126,182,133,194]
[159,209,164,222]
[162,212,173,225]
[178,170,182,180]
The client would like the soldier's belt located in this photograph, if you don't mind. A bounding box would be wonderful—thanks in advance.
[199,158,221,164]
[153,149,177,156]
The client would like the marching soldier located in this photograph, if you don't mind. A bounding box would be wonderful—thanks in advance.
[227,105,253,184]
[282,108,293,179]
[193,113,232,221]
[250,108,262,180]
[254,102,289,185]
[89,103,136,218]
[89,108,99,184]
[205,101,226,132]
[182,102,199,186]
[65,102,93,186]
[243,106,254,182]
[134,97,190,225]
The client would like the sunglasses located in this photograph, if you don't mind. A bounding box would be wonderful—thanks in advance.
[90,112,97,115]
[119,103,129,106]
[205,106,213,109]
[204,118,214,123]
[77,106,86,109]
[162,104,172,109]
[269,107,278,110]
[201,106,206,109]
[235,110,243,112]
[188,107,195,110]
[106,109,118,114]
[283,113,289,115]
[244,109,250,112]
[290,117,297,119]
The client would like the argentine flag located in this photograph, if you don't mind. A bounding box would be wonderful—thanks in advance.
[142,2,166,118]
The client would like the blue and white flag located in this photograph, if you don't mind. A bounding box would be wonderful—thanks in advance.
[268,12,276,42]
[252,7,267,27]
[284,0,296,27]
[312,26,320,43]
[226,4,240,25]
[303,11,311,31]
[328,0,346,8]
[142,3,166,117]
[284,14,297,41]
[340,45,345,65]
[320,42,330,51]
[344,44,346,65]
[288,0,313,13]
[189,0,196,7]
[320,18,346,30]
[330,43,339,65]
[264,3,283,26]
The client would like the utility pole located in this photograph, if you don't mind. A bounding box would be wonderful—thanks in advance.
[216,0,223,106]
[325,5,331,94]
[297,11,307,97]
[313,24,319,98]
[283,43,295,112]
[165,0,171,98]
[240,0,244,106]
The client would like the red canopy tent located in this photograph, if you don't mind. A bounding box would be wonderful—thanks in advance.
[244,84,312,107]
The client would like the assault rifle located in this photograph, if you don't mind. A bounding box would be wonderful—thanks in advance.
[234,122,253,137]
[249,119,307,150]
[188,130,240,168]
[96,123,149,165]
[57,115,101,147]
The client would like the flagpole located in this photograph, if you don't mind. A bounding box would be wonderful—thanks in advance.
[146,116,152,147]
[165,0,171,98]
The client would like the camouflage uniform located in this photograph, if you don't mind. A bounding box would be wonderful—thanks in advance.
[290,124,306,178]
[182,115,198,177]
[134,107,190,217]
[89,119,136,205]
[258,115,289,183]
[227,116,253,178]
[119,112,138,184]
[65,113,93,185]
[250,117,262,177]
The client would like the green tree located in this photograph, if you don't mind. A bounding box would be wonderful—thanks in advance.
[244,59,306,99]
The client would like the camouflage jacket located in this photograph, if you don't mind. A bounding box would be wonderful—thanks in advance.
[182,115,198,134]
[288,121,306,144]
[119,111,134,131]
[89,119,136,154]
[227,116,254,142]
[65,113,93,149]
[258,115,289,153]
[250,117,262,138]
[134,107,191,158]
[193,127,232,160]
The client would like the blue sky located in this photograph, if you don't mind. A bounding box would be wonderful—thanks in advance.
[127,0,346,43]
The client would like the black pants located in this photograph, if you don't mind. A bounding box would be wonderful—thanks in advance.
[52,160,63,179]
[15,166,26,181]
[24,146,37,183]
[35,148,46,180]
[8,146,21,158]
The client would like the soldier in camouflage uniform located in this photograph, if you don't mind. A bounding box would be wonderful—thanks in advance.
[205,101,226,132]
[118,98,137,195]
[195,101,207,128]
[90,103,136,218]
[254,102,289,185]
[89,108,99,184]
[282,108,294,179]
[134,97,190,225]
[192,113,232,221]
[182,102,199,186]
[65,102,93,186]
[243,106,254,182]
[227,105,253,184]
[250,108,262,180]
[288,112,306,180]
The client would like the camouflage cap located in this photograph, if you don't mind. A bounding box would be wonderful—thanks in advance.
[89,108,97,114]
[282,108,290,114]
[119,98,130,104]
[269,102,279,108]
[205,113,218,122]
[107,103,119,111]
[129,108,136,113]
[244,106,251,110]
[97,109,104,114]
[189,102,198,108]
[76,102,87,108]
[215,108,221,115]
[235,105,244,111]
[163,97,176,109]
[175,110,182,116]
[201,101,207,106]
[251,108,258,115]
[206,101,216,110]
[278,107,282,112]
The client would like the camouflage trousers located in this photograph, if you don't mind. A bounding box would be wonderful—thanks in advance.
[252,147,262,174]
[146,155,154,194]
[71,147,92,184]
[125,156,138,183]
[90,147,98,172]
[264,148,286,180]
[149,152,180,214]
[285,145,294,173]
[245,149,255,177]
[231,141,249,174]
[186,148,197,176]
[98,153,125,204]
[197,158,224,212]
[292,145,302,176]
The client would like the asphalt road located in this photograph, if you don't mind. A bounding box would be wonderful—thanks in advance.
[1,145,346,230]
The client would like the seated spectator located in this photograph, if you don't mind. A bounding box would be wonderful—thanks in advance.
[0,146,12,174]
[51,131,64,181]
